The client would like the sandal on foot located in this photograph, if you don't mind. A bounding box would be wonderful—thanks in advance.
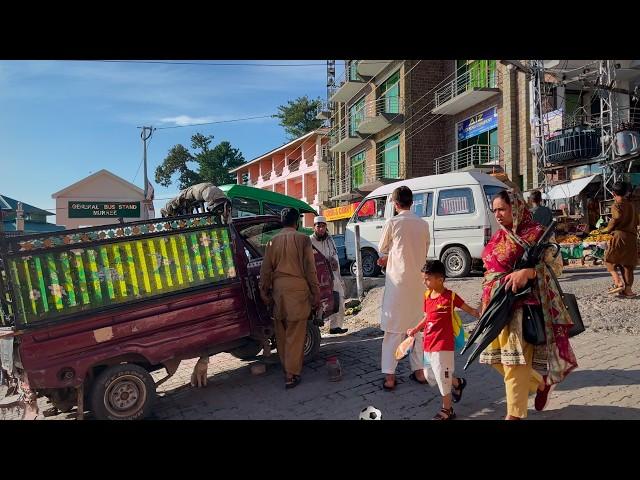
[451,377,467,403]
[285,375,301,389]
[409,372,427,385]
[432,407,456,420]
[619,291,639,298]
[382,378,397,391]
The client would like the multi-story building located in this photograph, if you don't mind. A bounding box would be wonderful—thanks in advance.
[229,128,330,228]
[325,60,536,231]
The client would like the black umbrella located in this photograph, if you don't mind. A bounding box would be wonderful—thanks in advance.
[461,221,559,370]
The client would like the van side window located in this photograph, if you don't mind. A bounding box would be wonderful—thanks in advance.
[437,188,475,216]
[237,221,283,257]
[232,197,261,218]
[412,192,434,217]
[263,202,286,216]
[357,197,386,222]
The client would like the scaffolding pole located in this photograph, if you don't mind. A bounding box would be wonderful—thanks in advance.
[599,60,619,201]
[530,60,550,194]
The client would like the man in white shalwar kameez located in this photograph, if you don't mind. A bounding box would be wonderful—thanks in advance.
[377,186,430,390]
[310,216,347,334]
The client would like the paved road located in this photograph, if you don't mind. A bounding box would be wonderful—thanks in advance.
[3,266,640,420]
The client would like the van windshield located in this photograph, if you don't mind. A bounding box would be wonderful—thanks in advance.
[355,197,386,222]
[483,185,506,208]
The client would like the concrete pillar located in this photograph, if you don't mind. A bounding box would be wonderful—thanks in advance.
[518,70,535,190]
[502,65,520,188]
[302,173,307,202]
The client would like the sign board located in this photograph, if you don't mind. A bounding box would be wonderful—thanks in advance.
[68,201,141,219]
[457,107,498,141]
[322,202,359,222]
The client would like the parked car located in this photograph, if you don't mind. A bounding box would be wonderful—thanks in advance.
[344,171,507,278]
[331,234,352,275]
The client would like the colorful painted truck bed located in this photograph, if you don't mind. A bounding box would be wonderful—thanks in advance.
[0,214,236,328]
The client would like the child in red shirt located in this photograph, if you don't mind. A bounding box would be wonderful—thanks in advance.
[407,260,479,420]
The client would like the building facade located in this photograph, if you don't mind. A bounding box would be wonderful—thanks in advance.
[229,129,330,228]
[324,60,535,230]
[52,169,151,230]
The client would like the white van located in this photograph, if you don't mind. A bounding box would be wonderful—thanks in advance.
[345,171,507,278]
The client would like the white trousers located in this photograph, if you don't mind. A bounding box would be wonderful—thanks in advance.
[424,350,455,396]
[381,332,424,374]
[328,276,345,329]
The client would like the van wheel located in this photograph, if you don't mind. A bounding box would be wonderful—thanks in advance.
[442,247,472,278]
[269,323,321,363]
[351,250,381,277]
[304,323,321,361]
[90,364,156,420]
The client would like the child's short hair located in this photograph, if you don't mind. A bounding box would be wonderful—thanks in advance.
[421,259,446,278]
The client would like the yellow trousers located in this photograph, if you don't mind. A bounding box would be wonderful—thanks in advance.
[492,341,543,419]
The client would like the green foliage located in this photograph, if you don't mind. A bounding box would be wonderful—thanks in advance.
[155,133,245,189]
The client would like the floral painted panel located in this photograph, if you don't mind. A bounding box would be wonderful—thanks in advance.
[6,227,236,326]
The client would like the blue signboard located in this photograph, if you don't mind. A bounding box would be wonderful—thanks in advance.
[457,107,498,141]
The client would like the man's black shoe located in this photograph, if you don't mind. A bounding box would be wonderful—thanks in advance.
[329,327,348,334]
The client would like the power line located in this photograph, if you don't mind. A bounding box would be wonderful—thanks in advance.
[84,60,388,67]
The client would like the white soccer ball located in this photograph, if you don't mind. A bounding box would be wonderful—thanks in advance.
[359,406,382,420]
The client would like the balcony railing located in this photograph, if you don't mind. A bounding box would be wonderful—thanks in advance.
[329,122,363,153]
[367,155,403,184]
[356,96,404,134]
[331,171,353,199]
[287,160,301,172]
[364,95,404,117]
[435,144,503,175]
[434,65,500,110]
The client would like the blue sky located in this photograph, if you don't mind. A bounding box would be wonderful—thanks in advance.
[0,60,339,221]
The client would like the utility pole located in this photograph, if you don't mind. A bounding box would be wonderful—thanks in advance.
[139,126,156,219]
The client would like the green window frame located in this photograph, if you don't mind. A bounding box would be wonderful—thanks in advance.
[377,134,400,179]
[350,151,366,189]
[457,60,497,92]
[378,70,400,114]
[348,61,361,82]
[349,96,366,137]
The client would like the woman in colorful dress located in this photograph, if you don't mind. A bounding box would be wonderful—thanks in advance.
[480,189,578,420]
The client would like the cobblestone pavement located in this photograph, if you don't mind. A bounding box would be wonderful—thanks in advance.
[3,267,640,420]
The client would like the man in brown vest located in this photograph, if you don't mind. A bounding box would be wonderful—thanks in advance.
[259,208,320,389]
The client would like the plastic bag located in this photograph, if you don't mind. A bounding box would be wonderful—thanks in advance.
[394,335,415,360]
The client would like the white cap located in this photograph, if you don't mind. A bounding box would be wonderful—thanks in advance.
[314,215,327,225]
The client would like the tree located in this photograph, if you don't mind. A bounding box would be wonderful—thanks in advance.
[155,133,245,189]
[275,95,323,140]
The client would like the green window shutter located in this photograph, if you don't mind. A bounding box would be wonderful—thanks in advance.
[377,134,400,179]
[349,97,366,136]
[350,151,366,189]
[379,70,400,114]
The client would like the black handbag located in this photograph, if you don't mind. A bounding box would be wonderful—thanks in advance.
[522,304,547,345]
[546,267,586,338]
[563,293,585,338]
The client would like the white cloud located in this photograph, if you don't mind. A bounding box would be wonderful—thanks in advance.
[159,115,216,126]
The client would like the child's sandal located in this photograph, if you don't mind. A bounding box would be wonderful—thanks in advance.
[451,377,467,403]
[432,407,456,420]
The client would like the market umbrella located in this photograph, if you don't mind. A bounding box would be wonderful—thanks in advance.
[461,221,558,370]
